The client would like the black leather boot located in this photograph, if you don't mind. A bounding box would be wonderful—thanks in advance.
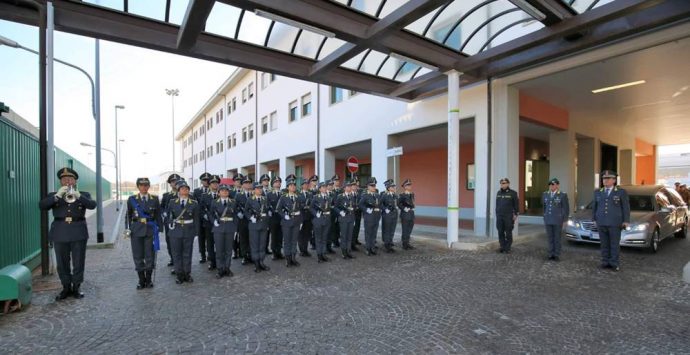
[285,255,293,267]
[136,271,146,290]
[291,255,300,266]
[254,260,262,273]
[347,251,355,259]
[55,284,72,301]
[260,260,270,271]
[145,270,154,288]
[72,283,84,299]
[185,273,194,283]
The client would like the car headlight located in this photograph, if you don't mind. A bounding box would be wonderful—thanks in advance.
[566,219,580,228]
[625,223,648,231]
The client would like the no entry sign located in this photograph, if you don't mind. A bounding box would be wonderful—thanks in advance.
[347,156,359,173]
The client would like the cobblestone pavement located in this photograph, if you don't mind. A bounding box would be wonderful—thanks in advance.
[1,231,689,354]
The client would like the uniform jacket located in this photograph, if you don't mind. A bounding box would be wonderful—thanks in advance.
[245,195,270,230]
[298,190,313,220]
[166,197,201,238]
[398,191,416,221]
[542,190,570,225]
[276,192,303,226]
[125,194,163,237]
[267,189,283,221]
[210,198,238,234]
[161,190,177,218]
[234,190,252,220]
[200,190,221,227]
[193,186,209,202]
[310,193,332,226]
[592,186,630,227]
[39,191,97,242]
[495,188,519,216]
[359,191,382,217]
[380,191,399,219]
[334,192,356,222]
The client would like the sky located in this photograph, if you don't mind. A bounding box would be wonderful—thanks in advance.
[0,15,234,185]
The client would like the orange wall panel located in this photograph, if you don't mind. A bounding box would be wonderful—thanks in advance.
[635,138,654,156]
[636,155,656,185]
[519,94,569,130]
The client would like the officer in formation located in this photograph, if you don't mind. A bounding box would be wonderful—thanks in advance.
[39,167,96,300]
[311,181,332,262]
[161,173,180,267]
[193,172,212,263]
[380,179,399,253]
[125,177,162,289]
[329,175,341,250]
[495,178,519,253]
[201,175,221,270]
[398,178,416,250]
[246,182,271,272]
[298,179,313,257]
[308,175,320,250]
[166,180,200,284]
[360,177,382,256]
[210,183,237,278]
[235,176,253,265]
[542,178,569,261]
[334,180,356,259]
[276,178,302,267]
[592,170,630,271]
[230,174,244,259]
[267,176,284,259]
[351,179,363,250]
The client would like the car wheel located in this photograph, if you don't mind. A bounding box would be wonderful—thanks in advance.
[675,219,687,238]
[648,229,660,253]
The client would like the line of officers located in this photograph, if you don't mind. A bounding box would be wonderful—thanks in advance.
[126,172,417,287]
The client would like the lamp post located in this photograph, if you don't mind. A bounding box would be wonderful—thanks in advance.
[165,88,179,173]
[118,139,125,198]
[114,105,125,209]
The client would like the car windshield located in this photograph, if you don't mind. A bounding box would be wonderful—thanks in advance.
[629,195,654,211]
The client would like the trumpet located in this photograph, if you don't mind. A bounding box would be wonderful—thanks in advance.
[64,185,77,204]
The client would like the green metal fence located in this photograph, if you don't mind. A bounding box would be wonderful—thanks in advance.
[0,117,111,269]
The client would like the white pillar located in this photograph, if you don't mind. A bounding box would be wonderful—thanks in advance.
[320,149,335,181]
[280,156,295,179]
[371,134,388,190]
[474,87,489,236]
[447,70,461,247]
[549,130,576,211]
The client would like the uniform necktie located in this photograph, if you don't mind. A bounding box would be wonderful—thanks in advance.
[606,188,611,196]
[550,192,554,198]
[181,200,186,208]
[223,200,227,207]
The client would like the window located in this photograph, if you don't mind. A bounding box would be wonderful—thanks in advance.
[215,142,219,154]
[242,88,247,103]
[261,72,276,89]
[242,127,247,142]
[248,82,254,98]
[200,151,205,161]
[301,93,312,116]
[248,124,254,140]
[227,135,232,149]
[270,111,277,131]
[330,87,343,104]
[219,140,224,152]
[193,131,198,141]
[215,112,219,124]
[261,116,268,134]
[220,108,223,121]
[232,97,237,111]
[227,103,232,115]
[289,101,298,122]
[232,133,236,147]
[349,90,358,97]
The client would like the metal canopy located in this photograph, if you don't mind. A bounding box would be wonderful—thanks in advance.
[1,0,689,101]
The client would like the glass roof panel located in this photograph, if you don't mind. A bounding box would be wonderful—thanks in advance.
[341,50,368,70]
[359,50,389,75]
[377,55,402,80]
[563,0,617,14]
[237,11,273,46]
[377,0,410,18]
[168,0,191,25]
[348,0,384,17]
[293,31,326,60]
[394,62,422,82]
[332,0,410,19]
[266,22,302,53]
[205,2,242,39]
[317,38,348,60]
[128,0,167,22]
[83,0,123,11]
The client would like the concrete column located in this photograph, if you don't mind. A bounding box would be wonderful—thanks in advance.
[491,80,520,237]
[619,149,633,185]
[474,94,489,236]
[447,70,460,246]
[549,130,576,212]
[280,156,295,179]
[371,135,388,190]
[576,137,596,209]
[320,149,335,182]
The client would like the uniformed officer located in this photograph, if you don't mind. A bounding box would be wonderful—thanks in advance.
[235,176,253,265]
[39,167,97,300]
[267,176,284,259]
[230,174,244,259]
[298,178,313,257]
[260,173,271,195]
[161,173,180,267]
[542,178,570,261]
[201,175,221,270]
[327,178,340,251]
[351,177,363,250]
[398,178,416,250]
[193,172,212,263]
[308,175,319,250]
[245,182,271,272]
[359,177,382,256]
[495,178,519,253]
[335,180,356,259]
[166,180,201,284]
[231,174,243,198]
[125,177,163,289]
[592,170,630,271]
[276,178,302,267]
[380,179,399,253]
[210,184,237,278]
[311,182,332,263]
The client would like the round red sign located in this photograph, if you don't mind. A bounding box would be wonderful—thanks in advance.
[346,156,359,173]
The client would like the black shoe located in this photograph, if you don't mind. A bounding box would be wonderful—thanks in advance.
[216,271,224,279]
[334,242,341,248]
[136,271,146,290]
[55,285,72,301]
[365,249,373,256]
[171,270,176,275]
[371,249,378,255]
[260,261,270,271]
[144,270,154,288]
[497,249,504,254]
[317,254,324,263]
[199,257,207,264]
[547,256,555,261]
[232,253,239,259]
[300,251,312,257]
[208,264,217,271]
[504,249,511,254]
[385,246,395,253]
[226,269,234,277]
[291,256,300,266]
[167,260,174,266]
[254,261,262,273]
[176,275,184,284]
[285,256,293,267]
[186,273,194,283]
[72,284,84,299]
[347,251,355,259]
[351,245,359,252]
[611,266,620,272]
[342,251,349,259]
[553,256,560,262]
[310,245,316,250]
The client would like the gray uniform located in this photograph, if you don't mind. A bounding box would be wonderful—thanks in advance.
[542,191,569,258]
[334,193,356,254]
[166,198,201,276]
[125,194,163,271]
[245,195,270,262]
[380,191,399,249]
[310,194,332,255]
[235,190,252,261]
[193,186,209,260]
[160,191,177,263]
[592,187,630,268]
[201,190,220,268]
[39,191,96,289]
[210,198,238,271]
[298,190,313,254]
[398,192,415,247]
[276,193,302,257]
[359,192,382,251]
[267,189,283,256]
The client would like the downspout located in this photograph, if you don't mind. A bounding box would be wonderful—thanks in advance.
[316,83,321,174]
[486,77,493,237]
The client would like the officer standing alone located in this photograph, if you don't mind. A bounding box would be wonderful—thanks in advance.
[39,167,96,300]
[495,178,519,253]
[592,170,630,271]
[542,178,569,261]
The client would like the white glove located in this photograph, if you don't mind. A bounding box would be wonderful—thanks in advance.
[284,215,290,221]
[366,208,373,214]
[340,211,346,217]
[204,214,209,221]
[385,208,390,214]
[214,220,220,227]
[238,212,244,219]
[72,189,81,199]
[162,212,168,219]
[250,216,257,223]
[55,186,69,198]
[268,211,273,217]
[404,207,410,212]
[316,212,322,218]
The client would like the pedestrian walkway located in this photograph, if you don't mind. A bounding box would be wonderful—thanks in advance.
[3,224,689,353]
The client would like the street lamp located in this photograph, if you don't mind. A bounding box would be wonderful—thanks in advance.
[165,88,179,173]
[114,105,125,210]
[119,139,125,198]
